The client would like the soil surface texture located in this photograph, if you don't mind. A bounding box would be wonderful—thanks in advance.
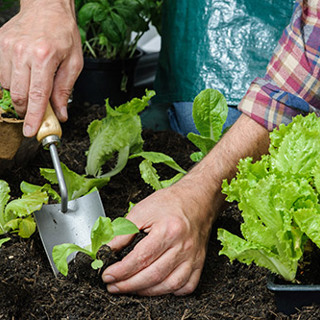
[1,102,320,320]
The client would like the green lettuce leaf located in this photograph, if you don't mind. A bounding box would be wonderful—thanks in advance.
[187,89,228,162]
[130,151,187,190]
[85,90,155,177]
[217,229,298,282]
[40,162,110,201]
[53,216,139,276]
[0,237,10,247]
[0,180,10,234]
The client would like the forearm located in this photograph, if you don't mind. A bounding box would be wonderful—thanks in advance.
[173,113,270,224]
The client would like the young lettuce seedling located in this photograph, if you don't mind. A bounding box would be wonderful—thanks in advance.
[52,216,139,276]
[129,151,187,190]
[0,87,19,118]
[40,162,110,201]
[85,90,155,178]
[188,88,228,162]
[0,180,49,238]
[0,237,10,247]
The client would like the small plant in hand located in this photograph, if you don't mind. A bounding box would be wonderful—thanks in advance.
[52,216,139,276]
[218,112,320,282]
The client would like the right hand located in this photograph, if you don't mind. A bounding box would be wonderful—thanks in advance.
[0,0,83,137]
[102,179,219,296]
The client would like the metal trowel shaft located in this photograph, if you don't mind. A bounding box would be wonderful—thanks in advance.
[47,137,68,213]
[36,103,68,212]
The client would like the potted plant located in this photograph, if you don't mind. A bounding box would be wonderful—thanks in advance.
[0,88,39,174]
[73,0,163,106]
[217,112,320,315]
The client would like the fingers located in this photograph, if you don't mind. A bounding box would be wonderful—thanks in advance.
[107,233,137,252]
[51,53,83,122]
[103,230,166,282]
[105,248,180,294]
[173,268,202,296]
[101,186,213,296]
[138,263,202,296]
[22,50,57,137]
[106,253,195,296]
[106,202,152,251]
[8,62,30,118]
[105,250,203,296]
[102,214,207,296]
[0,5,83,137]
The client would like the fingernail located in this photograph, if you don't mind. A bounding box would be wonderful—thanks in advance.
[23,124,34,137]
[107,284,120,293]
[59,106,68,121]
[103,275,116,283]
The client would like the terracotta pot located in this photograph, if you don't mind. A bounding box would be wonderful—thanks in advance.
[0,114,39,174]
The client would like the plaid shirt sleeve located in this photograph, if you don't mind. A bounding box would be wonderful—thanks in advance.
[238,0,320,131]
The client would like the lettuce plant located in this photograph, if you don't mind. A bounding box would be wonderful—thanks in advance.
[0,237,10,247]
[40,162,110,201]
[127,89,229,190]
[0,180,49,238]
[129,151,187,190]
[85,90,155,178]
[218,113,320,282]
[187,89,228,162]
[52,216,139,276]
[0,87,19,118]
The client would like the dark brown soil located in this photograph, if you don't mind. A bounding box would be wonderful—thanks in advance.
[1,102,320,320]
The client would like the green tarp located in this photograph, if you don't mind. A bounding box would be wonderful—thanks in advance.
[154,0,295,105]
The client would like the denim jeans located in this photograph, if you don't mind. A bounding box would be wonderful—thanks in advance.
[168,102,242,136]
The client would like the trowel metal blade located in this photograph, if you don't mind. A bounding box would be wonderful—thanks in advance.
[34,190,106,276]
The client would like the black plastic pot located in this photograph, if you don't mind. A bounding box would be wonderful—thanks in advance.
[73,49,143,106]
[267,274,320,315]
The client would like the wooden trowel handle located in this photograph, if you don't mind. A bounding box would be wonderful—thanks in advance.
[36,102,62,142]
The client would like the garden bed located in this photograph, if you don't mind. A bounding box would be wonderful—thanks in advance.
[1,103,320,319]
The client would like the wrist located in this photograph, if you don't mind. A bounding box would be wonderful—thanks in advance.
[169,174,223,227]
[20,0,76,15]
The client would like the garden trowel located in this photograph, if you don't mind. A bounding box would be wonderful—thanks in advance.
[34,103,106,276]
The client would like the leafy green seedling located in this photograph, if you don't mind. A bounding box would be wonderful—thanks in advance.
[0,237,10,247]
[130,151,187,190]
[188,88,228,162]
[0,88,19,118]
[53,216,139,276]
[40,162,110,201]
[85,90,155,178]
[0,180,49,238]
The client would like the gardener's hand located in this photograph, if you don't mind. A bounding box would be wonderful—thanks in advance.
[102,114,271,296]
[0,0,83,137]
[102,179,219,296]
